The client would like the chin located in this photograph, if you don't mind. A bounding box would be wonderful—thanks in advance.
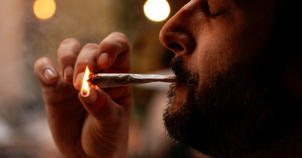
[164,52,302,157]
[164,82,215,156]
[164,68,301,158]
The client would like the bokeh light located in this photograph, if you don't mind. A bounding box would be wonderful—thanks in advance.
[33,0,56,20]
[143,0,171,22]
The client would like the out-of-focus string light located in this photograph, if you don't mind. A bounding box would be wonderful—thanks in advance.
[33,0,56,20]
[143,0,171,22]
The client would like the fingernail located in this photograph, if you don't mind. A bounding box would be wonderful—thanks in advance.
[98,53,109,68]
[82,88,97,104]
[64,66,73,82]
[44,68,57,81]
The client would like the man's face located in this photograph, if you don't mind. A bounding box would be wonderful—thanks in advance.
[160,0,277,114]
[159,0,299,157]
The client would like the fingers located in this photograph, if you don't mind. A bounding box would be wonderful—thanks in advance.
[35,53,88,158]
[57,38,81,84]
[34,57,59,87]
[105,87,131,100]
[34,56,79,103]
[73,32,131,90]
[97,32,130,72]
[73,44,99,90]
[79,87,125,123]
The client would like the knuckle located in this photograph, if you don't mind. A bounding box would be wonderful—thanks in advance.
[75,62,88,71]
[61,38,79,45]
[76,56,93,67]
[114,35,130,52]
[99,39,115,48]
[82,43,98,50]
[100,35,130,53]
[121,40,130,51]
[111,32,129,46]
[60,53,77,65]
[111,32,127,39]
[58,38,81,56]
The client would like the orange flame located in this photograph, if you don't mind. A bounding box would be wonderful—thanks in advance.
[81,67,91,97]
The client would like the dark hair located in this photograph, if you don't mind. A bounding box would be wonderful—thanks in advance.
[272,0,302,61]
[164,2,302,157]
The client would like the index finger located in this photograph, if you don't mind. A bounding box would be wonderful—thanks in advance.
[97,32,130,72]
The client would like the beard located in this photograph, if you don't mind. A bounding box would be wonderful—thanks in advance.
[163,55,302,158]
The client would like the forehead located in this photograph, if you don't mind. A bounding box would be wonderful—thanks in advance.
[175,0,273,8]
[175,0,235,4]
[181,0,276,17]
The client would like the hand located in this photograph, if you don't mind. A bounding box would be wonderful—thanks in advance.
[34,32,132,158]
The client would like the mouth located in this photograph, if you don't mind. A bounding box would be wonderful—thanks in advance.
[169,56,199,108]
[168,62,199,110]
[170,56,198,87]
[174,72,198,89]
[168,82,189,113]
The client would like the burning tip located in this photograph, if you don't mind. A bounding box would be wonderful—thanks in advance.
[87,74,97,84]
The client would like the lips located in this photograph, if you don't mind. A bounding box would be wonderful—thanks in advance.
[171,55,199,89]
[174,72,198,88]
[172,65,190,87]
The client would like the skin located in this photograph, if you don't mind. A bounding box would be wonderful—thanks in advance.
[160,0,276,113]
[161,0,302,157]
[34,0,302,157]
[34,33,132,158]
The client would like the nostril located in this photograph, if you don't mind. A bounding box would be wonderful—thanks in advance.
[167,43,184,52]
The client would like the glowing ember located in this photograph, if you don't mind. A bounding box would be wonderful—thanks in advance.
[81,67,91,97]
[33,0,56,20]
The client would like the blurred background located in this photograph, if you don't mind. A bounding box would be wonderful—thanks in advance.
[0,0,206,157]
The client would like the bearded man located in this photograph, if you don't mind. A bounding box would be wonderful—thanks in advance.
[34,0,302,157]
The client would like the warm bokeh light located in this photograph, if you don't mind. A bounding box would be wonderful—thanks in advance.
[33,0,56,20]
[81,67,91,97]
[143,0,171,22]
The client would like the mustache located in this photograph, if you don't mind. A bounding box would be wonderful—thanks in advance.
[171,56,199,87]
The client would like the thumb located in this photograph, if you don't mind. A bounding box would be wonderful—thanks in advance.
[78,87,124,125]
[78,87,130,158]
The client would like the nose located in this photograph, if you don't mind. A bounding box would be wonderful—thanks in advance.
[159,2,197,55]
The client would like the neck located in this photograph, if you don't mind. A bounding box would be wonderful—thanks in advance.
[192,129,302,158]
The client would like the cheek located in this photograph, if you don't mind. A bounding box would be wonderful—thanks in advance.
[187,29,235,87]
[188,15,264,77]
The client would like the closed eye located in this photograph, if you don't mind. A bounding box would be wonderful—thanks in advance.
[207,0,230,18]
[210,9,228,18]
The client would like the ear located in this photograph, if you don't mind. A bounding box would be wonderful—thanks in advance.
[285,55,302,102]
